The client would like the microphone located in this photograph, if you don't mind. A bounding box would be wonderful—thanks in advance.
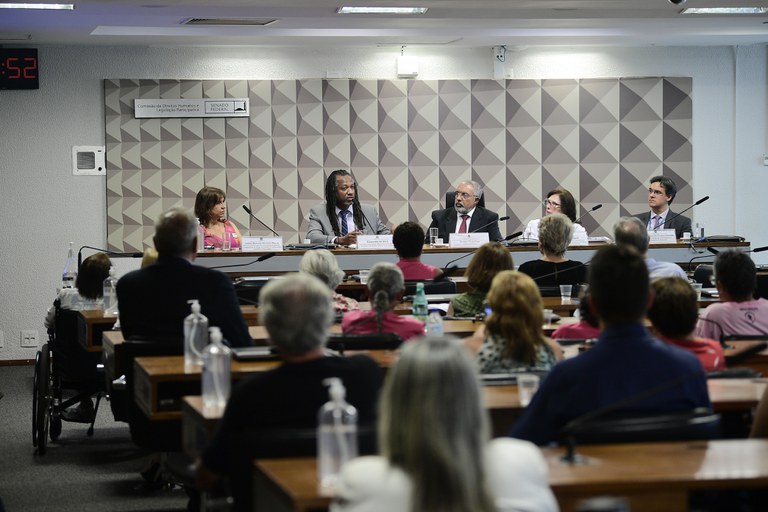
[208,252,276,270]
[707,244,768,256]
[469,215,509,235]
[242,205,280,238]
[360,209,377,235]
[436,232,522,280]
[655,196,709,232]
[573,204,602,226]
[531,260,590,283]
[78,245,143,272]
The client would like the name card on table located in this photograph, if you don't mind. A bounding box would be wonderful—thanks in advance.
[449,232,489,248]
[647,229,677,245]
[241,236,284,252]
[569,230,590,246]
[356,235,394,250]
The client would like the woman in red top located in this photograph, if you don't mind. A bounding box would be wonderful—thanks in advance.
[392,221,440,281]
[648,277,725,372]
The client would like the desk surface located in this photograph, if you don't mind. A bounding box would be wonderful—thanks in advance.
[252,439,768,512]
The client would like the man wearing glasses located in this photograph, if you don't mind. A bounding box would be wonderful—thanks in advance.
[633,176,692,239]
[426,180,503,243]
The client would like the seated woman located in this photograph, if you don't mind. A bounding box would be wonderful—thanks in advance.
[518,213,586,288]
[195,186,242,250]
[341,262,424,341]
[648,277,725,372]
[331,336,558,512]
[465,271,563,374]
[448,242,514,317]
[392,221,439,280]
[550,288,600,340]
[523,187,587,241]
[299,249,360,314]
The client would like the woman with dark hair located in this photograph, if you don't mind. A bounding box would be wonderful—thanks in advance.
[523,187,587,241]
[341,262,424,341]
[44,252,113,329]
[466,271,563,374]
[550,288,600,340]
[194,186,242,250]
[393,221,439,280]
[447,242,514,317]
[331,336,558,512]
[518,213,586,287]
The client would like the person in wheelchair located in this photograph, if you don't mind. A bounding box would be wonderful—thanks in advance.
[43,252,112,423]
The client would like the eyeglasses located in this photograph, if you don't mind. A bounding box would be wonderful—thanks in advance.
[648,188,665,196]
[456,192,475,199]
[544,200,561,208]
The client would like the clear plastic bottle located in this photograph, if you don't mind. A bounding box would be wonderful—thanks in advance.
[102,266,119,317]
[62,242,77,289]
[425,311,444,335]
[202,326,231,413]
[197,223,205,252]
[411,282,429,322]
[184,299,209,367]
[317,378,358,493]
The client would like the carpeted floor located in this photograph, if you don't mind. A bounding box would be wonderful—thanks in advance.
[0,364,188,511]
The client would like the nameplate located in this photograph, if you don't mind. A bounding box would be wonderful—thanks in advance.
[356,235,394,250]
[449,232,489,248]
[134,98,249,118]
[648,229,677,244]
[241,236,284,251]
[569,231,589,246]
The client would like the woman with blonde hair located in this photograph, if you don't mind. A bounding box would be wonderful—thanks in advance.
[447,241,514,317]
[332,336,558,512]
[467,270,563,373]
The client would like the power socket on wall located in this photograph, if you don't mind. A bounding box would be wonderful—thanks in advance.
[20,330,38,348]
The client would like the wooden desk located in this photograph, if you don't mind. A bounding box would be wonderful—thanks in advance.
[250,439,768,512]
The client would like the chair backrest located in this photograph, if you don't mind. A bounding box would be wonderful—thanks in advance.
[403,280,457,296]
[234,278,270,306]
[692,264,714,287]
[326,333,404,354]
[445,190,485,209]
[706,367,762,379]
[537,286,561,297]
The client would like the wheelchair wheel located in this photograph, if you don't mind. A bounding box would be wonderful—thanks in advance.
[32,350,41,447]
[35,344,51,455]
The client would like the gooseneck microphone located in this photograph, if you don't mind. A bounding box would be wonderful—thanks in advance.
[242,205,280,238]
[208,252,276,270]
[573,204,602,226]
[77,245,143,272]
[707,245,768,256]
[655,196,710,232]
[435,231,523,281]
[469,215,510,236]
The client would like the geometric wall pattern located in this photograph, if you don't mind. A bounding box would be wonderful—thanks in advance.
[105,77,692,251]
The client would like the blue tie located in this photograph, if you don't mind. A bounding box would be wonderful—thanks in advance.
[340,210,348,236]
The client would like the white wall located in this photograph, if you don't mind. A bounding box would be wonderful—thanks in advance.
[0,44,765,360]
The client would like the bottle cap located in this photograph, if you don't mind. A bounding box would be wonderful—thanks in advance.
[187,299,201,314]
[322,377,346,403]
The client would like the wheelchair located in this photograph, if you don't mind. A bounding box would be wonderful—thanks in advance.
[32,302,105,455]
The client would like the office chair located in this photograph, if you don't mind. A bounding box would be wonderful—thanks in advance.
[233,278,270,305]
[403,279,457,296]
[445,190,485,209]
[692,264,714,287]
[326,332,404,355]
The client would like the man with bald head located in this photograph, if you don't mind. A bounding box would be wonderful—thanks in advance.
[426,180,502,243]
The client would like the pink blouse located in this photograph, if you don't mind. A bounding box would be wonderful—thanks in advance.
[203,220,241,249]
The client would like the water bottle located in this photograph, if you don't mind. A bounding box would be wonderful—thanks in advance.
[425,311,444,335]
[202,326,231,413]
[317,378,358,493]
[197,224,205,252]
[62,242,77,289]
[184,299,209,367]
[102,266,119,317]
[411,282,429,321]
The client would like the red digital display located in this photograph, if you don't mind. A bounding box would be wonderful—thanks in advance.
[0,48,39,90]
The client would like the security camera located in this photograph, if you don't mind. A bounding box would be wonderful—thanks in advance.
[668,0,687,5]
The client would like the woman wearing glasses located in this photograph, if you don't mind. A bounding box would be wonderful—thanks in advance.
[523,187,587,241]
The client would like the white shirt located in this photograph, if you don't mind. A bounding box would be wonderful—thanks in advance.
[454,206,477,233]
[335,205,358,233]
[523,218,588,242]
[647,209,669,230]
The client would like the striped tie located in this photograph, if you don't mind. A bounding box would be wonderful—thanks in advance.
[340,210,349,236]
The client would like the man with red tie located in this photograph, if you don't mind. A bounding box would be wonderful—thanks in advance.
[426,180,502,243]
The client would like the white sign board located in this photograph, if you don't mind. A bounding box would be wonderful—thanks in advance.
[449,232,489,248]
[134,98,250,118]
[648,229,677,245]
[241,236,284,252]
[569,231,590,246]
[356,235,395,250]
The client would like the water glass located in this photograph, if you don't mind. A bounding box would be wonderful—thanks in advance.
[560,284,573,302]
[691,282,703,300]
[517,374,540,407]
[359,269,370,285]
[429,227,439,246]
[222,232,231,251]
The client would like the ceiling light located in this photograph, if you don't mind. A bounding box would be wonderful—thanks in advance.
[681,7,768,14]
[336,6,428,15]
[0,3,74,9]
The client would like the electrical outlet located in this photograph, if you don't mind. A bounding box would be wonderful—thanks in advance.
[20,330,38,348]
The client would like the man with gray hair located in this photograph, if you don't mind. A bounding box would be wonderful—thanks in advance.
[426,180,502,243]
[613,216,687,280]
[196,273,383,488]
[117,206,252,346]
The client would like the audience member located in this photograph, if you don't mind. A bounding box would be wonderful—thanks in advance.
[614,216,687,279]
[633,175,692,239]
[648,277,725,372]
[518,213,587,287]
[197,273,384,489]
[299,249,360,314]
[141,247,158,267]
[510,245,711,446]
[44,252,112,329]
[306,169,390,246]
[342,263,424,341]
[465,271,563,374]
[426,180,502,243]
[447,242,514,317]
[696,250,768,340]
[331,336,558,512]
[523,187,587,241]
[550,288,601,340]
[392,221,439,280]
[195,186,242,250]
[117,207,253,347]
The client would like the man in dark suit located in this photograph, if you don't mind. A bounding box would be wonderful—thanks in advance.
[117,207,253,347]
[426,180,502,243]
[633,175,692,239]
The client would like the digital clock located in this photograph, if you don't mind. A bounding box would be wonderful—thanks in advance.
[0,48,39,90]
